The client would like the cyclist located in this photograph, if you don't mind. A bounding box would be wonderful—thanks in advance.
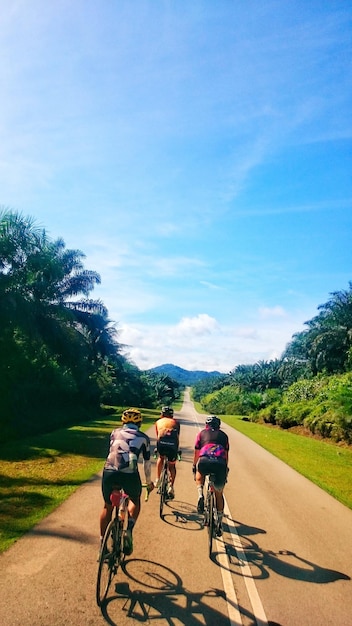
[99,408,154,556]
[193,415,229,536]
[154,406,180,499]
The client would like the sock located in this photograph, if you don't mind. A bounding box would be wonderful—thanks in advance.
[218,512,223,525]
[128,518,135,532]
[197,486,203,498]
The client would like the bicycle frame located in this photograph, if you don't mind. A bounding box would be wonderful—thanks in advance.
[159,456,172,518]
[96,484,150,606]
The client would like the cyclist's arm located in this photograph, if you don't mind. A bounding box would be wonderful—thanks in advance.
[143,458,152,484]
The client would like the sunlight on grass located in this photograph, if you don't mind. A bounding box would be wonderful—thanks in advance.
[221,414,352,510]
[2,400,350,554]
[0,407,160,552]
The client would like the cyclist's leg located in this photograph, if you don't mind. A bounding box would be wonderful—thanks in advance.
[196,457,209,512]
[169,459,176,483]
[155,439,168,485]
[213,463,227,535]
[167,443,178,494]
[118,473,142,523]
[155,450,164,484]
[120,473,142,555]
[100,470,117,539]
[168,438,179,486]
[165,456,176,498]
[213,463,226,511]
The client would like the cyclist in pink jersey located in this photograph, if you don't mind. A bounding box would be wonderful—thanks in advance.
[193,415,229,536]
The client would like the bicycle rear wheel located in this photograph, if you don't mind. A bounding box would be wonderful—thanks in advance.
[96,520,120,606]
[159,463,168,518]
[208,491,215,558]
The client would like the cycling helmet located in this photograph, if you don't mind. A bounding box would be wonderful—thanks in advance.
[161,406,174,417]
[205,415,221,429]
[122,408,142,424]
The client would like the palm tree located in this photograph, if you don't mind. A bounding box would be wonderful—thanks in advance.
[0,210,123,436]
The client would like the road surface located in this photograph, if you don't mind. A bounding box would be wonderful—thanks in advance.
[1,389,351,625]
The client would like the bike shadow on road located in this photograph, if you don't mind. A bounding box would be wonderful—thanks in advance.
[98,557,276,626]
[158,499,204,529]
[143,499,351,586]
[220,518,351,585]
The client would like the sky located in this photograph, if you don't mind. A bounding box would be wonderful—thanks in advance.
[1,1,351,373]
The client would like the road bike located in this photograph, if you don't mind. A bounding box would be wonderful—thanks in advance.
[96,484,150,606]
[203,473,219,558]
[155,449,181,519]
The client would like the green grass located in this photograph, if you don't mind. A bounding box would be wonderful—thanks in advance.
[193,399,352,509]
[220,414,352,510]
[0,407,159,553]
[2,400,351,554]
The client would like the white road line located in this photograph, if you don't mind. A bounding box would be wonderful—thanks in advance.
[192,412,268,625]
[224,499,268,626]
[216,536,243,626]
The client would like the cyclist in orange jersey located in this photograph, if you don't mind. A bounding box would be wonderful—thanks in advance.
[154,406,180,499]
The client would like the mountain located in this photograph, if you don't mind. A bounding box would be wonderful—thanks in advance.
[147,363,224,386]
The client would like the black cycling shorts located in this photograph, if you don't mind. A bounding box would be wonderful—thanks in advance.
[157,437,178,462]
[197,457,227,490]
[102,469,142,504]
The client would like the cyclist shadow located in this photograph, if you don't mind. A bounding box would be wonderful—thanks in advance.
[160,499,203,530]
[99,557,272,626]
[220,518,351,585]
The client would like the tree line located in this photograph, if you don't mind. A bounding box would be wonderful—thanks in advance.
[193,284,352,444]
[0,210,180,443]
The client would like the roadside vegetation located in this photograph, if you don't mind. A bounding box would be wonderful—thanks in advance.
[2,209,352,551]
[0,210,182,444]
[0,407,159,553]
[193,282,352,446]
[193,399,352,510]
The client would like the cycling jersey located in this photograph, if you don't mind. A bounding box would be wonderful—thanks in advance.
[155,416,180,439]
[104,423,151,473]
[195,427,229,490]
[155,416,180,462]
[194,428,229,462]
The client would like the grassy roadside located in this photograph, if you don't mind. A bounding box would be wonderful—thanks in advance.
[0,407,159,553]
[2,398,351,554]
[193,400,352,510]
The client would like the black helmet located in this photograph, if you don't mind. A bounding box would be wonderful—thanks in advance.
[205,415,221,429]
[161,406,174,417]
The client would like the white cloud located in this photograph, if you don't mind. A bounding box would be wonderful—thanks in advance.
[119,313,304,373]
[173,314,219,337]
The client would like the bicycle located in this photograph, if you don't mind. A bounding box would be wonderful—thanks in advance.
[155,449,181,519]
[203,473,219,558]
[96,483,150,606]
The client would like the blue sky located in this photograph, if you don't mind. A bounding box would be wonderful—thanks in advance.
[1,1,351,372]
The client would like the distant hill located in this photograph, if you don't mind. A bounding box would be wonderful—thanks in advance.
[147,363,224,386]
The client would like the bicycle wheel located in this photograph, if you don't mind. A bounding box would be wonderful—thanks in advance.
[208,491,215,558]
[159,463,168,518]
[96,520,121,606]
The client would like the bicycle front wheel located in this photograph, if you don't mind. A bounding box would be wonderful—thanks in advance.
[96,520,119,606]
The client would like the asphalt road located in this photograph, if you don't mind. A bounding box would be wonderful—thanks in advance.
[1,389,352,626]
